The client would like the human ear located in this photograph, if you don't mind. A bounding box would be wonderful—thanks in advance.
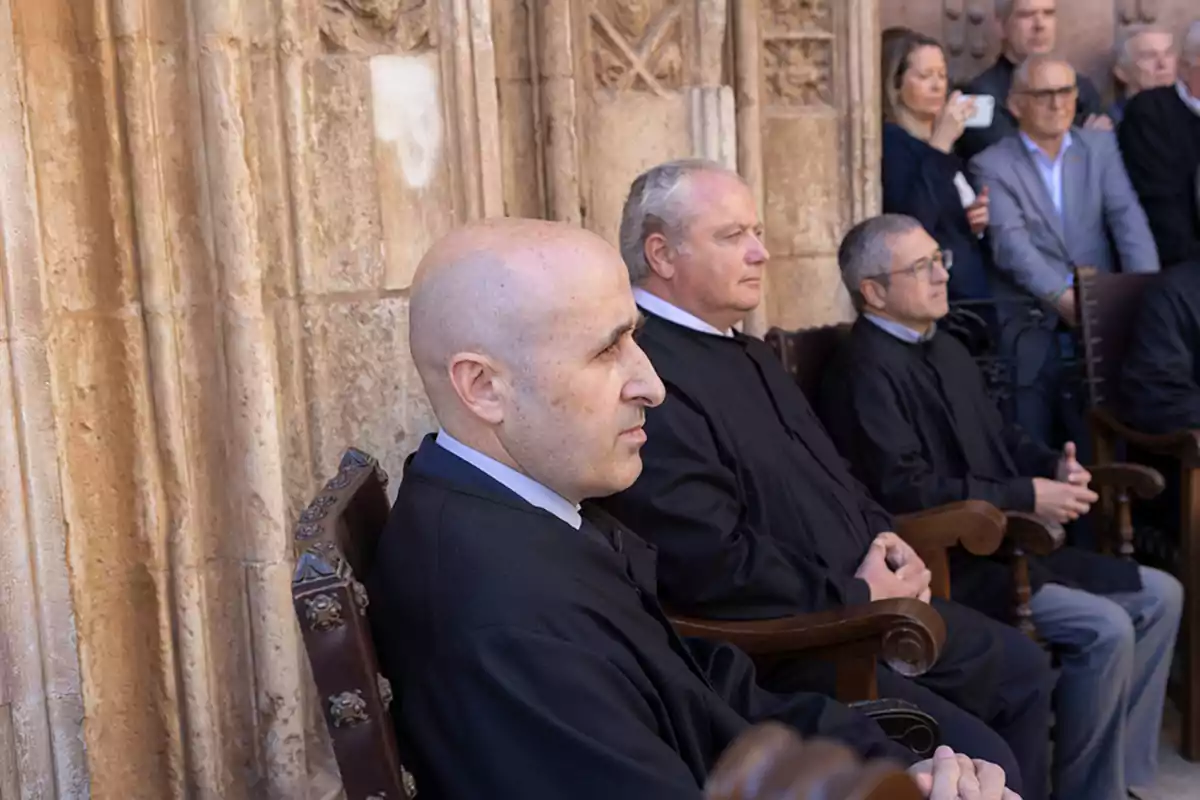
[447,353,507,425]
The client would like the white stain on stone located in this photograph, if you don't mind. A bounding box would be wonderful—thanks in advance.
[370,54,443,189]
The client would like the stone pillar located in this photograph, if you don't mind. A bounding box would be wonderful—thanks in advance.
[757,0,880,329]
[0,0,492,795]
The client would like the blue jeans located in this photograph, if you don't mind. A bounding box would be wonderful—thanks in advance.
[1029,567,1183,799]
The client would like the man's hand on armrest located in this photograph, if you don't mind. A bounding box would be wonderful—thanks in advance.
[855,536,931,603]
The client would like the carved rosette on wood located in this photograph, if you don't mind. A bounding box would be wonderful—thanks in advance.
[760,0,834,109]
[589,0,686,95]
[320,0,439,54]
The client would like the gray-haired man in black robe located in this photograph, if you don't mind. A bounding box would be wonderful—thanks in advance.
[819,213,1182,800]
[599,160,1052,800]
[365,219,1012,800]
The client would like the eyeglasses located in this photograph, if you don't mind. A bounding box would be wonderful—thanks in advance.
[1015,84,1078,105]
[874,248,953,281]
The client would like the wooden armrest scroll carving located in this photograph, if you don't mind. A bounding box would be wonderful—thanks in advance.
[670,598,945,679]
[1004,512,1064,556]
[893,500,1006,555]
[1090,408,1200,465]
[1087,463,1166,499]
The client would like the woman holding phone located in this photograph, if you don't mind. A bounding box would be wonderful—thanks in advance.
[881,28,995,305]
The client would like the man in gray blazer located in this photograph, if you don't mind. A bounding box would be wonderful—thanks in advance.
[970,54,1159,448]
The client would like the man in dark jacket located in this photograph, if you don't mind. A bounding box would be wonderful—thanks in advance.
[601,160,1053,800]
[1118,21,1200,268]
[1122,261,1200,433]
[956,0,1108,161]
[820,213,1182,800]
[365,218,1010,800]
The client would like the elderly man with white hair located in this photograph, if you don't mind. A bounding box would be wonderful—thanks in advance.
[1120,19,1200,268]
[1110,24,1178,125]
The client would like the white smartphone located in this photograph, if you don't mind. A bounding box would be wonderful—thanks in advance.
[962,94,995,128]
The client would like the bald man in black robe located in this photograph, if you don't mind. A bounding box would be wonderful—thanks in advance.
[366,219,1008,800]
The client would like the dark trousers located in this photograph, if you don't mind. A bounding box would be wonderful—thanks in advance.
[762,599,1054,800]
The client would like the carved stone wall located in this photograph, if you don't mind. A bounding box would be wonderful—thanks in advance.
[0,1,879,796]
[885,0,1197,94]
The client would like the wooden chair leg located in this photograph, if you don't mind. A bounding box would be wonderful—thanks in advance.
[1013,548,1038,642]
[1114,492,1135,560]
[1181,465,1200,761]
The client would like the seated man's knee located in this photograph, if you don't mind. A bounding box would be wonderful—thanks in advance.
[1083,597,1137,666]
[1140,566,1184,625]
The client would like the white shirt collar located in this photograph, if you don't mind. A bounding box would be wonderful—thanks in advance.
[1176,80,1200,117]
[633,288,734,338]
[435,429,583,530]
[1019,130,1072,164]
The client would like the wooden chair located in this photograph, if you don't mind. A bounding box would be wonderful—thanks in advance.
[705,722,923,800]
[291,448,415,800]
[293,450,954,796]
[1075,265,1197,759]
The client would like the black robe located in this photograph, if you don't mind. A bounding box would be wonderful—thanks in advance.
[366,436,911,800]
[1121,263,1200,435]
[818,318,1140,621]
[1118,86,1200,269]
[599,313,1055,779]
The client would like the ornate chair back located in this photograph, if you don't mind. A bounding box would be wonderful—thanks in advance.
[291,448,417,799]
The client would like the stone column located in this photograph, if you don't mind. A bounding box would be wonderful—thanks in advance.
[0,0,493,795]
[757,0,880,329]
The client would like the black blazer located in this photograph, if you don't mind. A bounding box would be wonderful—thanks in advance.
[883,122,993,302]
[367,436,910,800]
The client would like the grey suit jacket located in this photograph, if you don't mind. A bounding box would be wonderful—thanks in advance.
[968,128,1160,304]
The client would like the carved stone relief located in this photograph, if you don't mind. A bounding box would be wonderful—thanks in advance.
[321,0,438,54]
[942,0,990,64]
[763,39,833,107]
[761,0,831,31]
[590,0,685,95]
[760,0,834,108]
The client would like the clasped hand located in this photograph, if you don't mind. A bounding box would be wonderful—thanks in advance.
[909,746,1021,799]
[1033,442,1098,524]
[855,532,932,603]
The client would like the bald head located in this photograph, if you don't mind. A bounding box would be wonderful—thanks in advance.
[409,218,665,503]
[409,219,613,406]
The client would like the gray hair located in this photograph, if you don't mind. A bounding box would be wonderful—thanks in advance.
[1184,20,1200,63]
[1114,25,1172,70]
[838,214,924,312]
[1012,52,1073,90]
[618,159,741,285]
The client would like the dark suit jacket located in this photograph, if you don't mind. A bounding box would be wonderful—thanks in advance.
[955,55,1104,162]
[1118,85,1200,268]
[367,436,911,800]
[1121,262,1200,434]
[883,123,993,303]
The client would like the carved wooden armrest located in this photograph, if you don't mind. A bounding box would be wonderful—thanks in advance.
[1004,511,1065,556]
[1090,407,1200,464]
[893,501,1006,600]
[1087,463,1166,499]
[670,598,945,680]
[893,500,1006,555]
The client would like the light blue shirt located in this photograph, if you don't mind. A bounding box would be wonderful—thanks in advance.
[435,429,582,530]
[633,287,733,337]
[1020,130,1073,218]
[864,313,935,344]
